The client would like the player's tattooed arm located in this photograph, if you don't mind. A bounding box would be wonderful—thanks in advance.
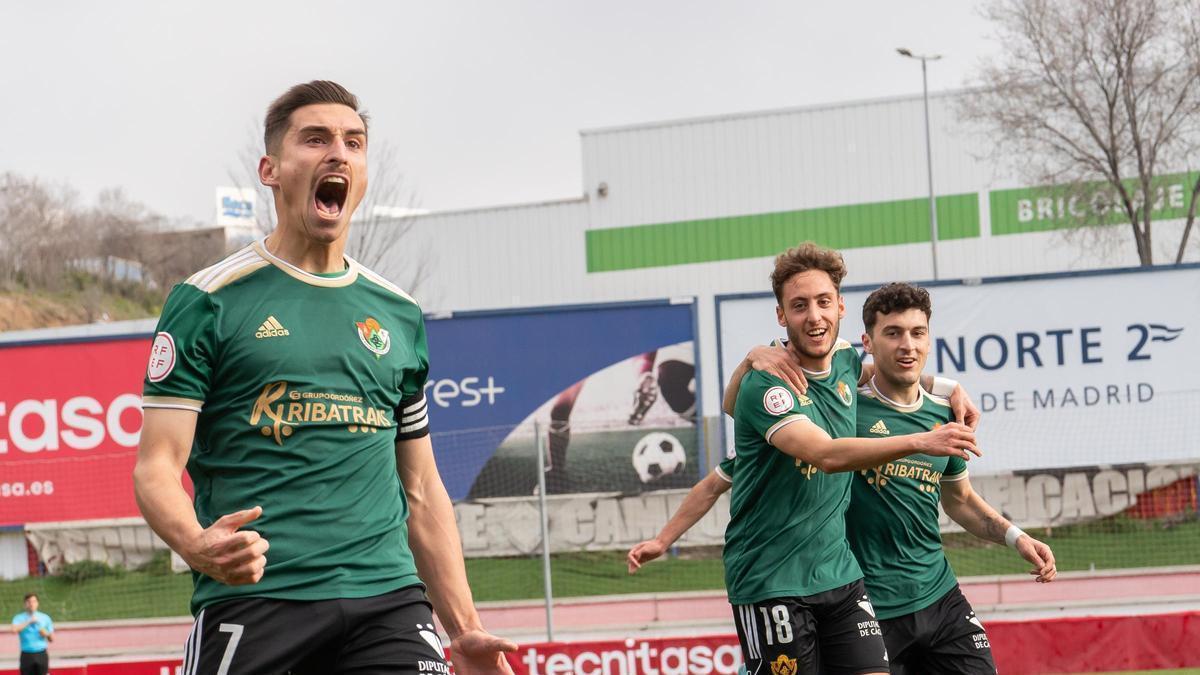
[723,345,808,415]
[397,435,518,674]
[627,469,731,573]
[134,409,269,586]
[772,418,979,473]
[941,477,1057,583]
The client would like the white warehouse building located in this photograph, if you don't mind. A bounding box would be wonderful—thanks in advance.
[379,90,1199,419]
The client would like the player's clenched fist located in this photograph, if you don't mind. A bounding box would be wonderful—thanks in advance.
[182,506,270,585]
[915,422,979,460]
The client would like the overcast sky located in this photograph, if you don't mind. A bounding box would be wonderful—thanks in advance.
[2,1,998,224]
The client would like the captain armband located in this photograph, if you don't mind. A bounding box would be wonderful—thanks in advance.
[395,392,430,440]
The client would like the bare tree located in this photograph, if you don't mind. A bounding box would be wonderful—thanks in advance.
[228,124,432,296]
[0,173,81,289]
[963,0,1200,265]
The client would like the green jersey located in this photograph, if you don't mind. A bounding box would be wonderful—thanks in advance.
[142,241,431,614]
[724,339,863,604]
[845,381,968,620]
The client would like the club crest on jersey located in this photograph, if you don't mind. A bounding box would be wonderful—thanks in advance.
[763,386,795,415]
[836,380,853,406]
[770,654,797,675]
[356,317,391,357]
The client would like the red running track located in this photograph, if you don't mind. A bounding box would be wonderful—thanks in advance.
[3,566,1198,667]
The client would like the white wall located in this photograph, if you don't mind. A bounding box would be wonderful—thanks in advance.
[380,91,1200,417]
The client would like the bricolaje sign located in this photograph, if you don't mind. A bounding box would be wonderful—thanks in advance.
[989,171,1200,235]
[717,265,1200,474]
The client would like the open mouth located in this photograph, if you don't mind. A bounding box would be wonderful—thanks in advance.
[805,328,828,340]
[314,176,349,219]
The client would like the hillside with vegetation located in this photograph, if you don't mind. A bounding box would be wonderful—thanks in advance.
[0,172,226,333]
[0,277,164,332]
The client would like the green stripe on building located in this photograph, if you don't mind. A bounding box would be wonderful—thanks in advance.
[990,171,1198,235]
[586,193,979,273]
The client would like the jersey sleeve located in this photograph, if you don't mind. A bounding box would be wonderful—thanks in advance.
[715,456,735,483]
[395,313,431,441]
[832,339,863,383]
[142,284,217,412]
[734,370,812,445]
[942,455,969,481]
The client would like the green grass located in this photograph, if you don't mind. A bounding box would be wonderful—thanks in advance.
[0,566,191,621]
[944,516,1200,577]
[4,516,1195,621]
[467,550,728,603]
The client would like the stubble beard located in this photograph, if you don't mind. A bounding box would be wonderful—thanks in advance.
[786,317,841,363]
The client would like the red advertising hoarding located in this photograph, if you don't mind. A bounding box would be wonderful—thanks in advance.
[0,336,151,525]
[2,613,1197,674]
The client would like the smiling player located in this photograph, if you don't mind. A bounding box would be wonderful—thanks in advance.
[629,279,1056,675]
[847,283,1055,674]
[134,81,515,674]
[711,244,978,675]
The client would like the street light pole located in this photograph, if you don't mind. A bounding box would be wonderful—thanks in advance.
[897,48,943,280]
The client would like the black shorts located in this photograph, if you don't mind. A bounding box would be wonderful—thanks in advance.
[879,584,996,675]
[732,579,889,675]
[19,651,48,675]
[182,584,451,675]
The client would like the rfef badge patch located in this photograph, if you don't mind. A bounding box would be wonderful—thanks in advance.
[147,332,176,382]
[763,386,795,415]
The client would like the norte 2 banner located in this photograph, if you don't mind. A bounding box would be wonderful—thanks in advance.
[717,266,1200,474]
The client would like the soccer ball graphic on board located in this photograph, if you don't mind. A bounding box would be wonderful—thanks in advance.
[632,432,687,483]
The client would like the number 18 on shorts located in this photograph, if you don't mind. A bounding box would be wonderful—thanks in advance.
[732,580,889,675]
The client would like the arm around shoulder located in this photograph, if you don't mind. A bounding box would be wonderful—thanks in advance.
[771,417,977,473]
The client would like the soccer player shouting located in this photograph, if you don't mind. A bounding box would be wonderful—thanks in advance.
[134,81,516,674]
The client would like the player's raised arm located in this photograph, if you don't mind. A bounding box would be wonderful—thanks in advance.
[771,416,978,473]
[940,476,1057,582]
[133,408,269,586]
[396,435,517,674]
[628,467,732,573]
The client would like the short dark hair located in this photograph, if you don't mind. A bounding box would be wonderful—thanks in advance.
[770,242,847,303]
[263,80,368,153]
[862,282,932,334]
[23,592,37,601]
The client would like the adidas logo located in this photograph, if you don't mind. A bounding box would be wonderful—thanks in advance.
[869,420,889,435]
[255,316,290,339]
